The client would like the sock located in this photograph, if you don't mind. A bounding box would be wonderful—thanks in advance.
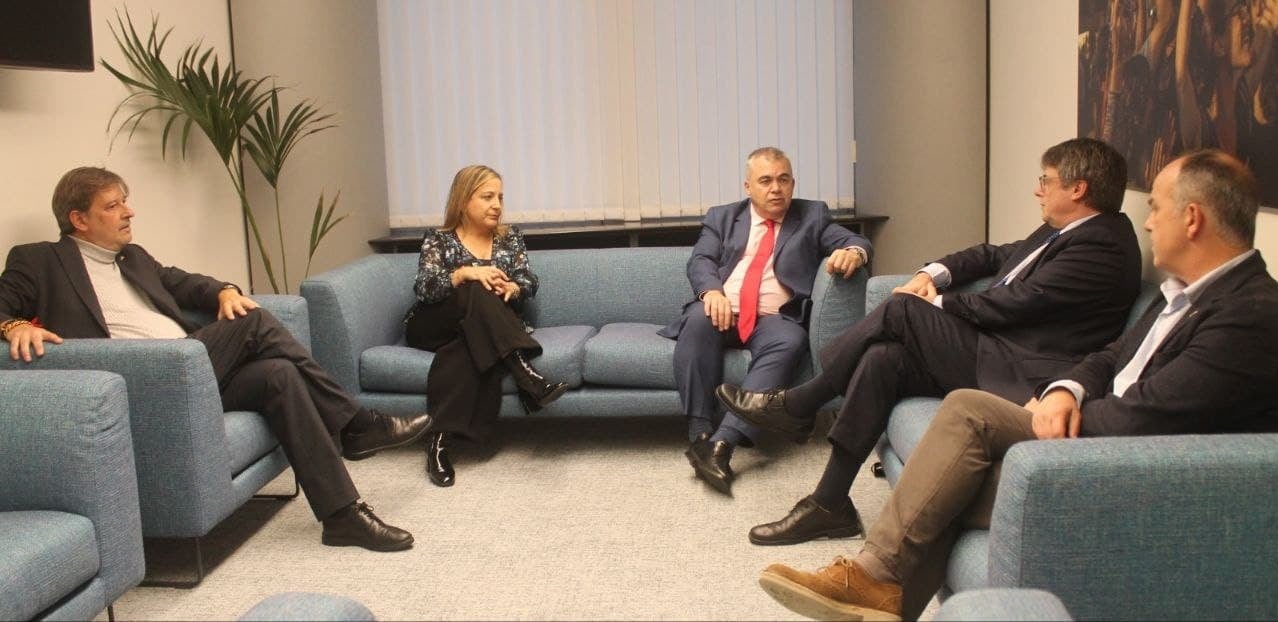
[688,417,714,441]
[346,407,378,432]
[854,550,899,584]
[784,375,840,418]
[812,443,861,509]
[710,427,747,447]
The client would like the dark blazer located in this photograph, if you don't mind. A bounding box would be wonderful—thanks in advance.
[0,236,232,338]
[659,198,870,338]
[1060,251,1278,436]
[934,212,1143,399]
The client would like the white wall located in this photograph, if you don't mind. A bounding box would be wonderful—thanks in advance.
[853,0,988,274]
[0,0,249,285]
[229,0,389,294]
[989,0,1278,279]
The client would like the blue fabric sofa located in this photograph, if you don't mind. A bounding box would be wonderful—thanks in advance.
[0,296,310,585]
[0,370,145,621]
[869,275,1278,619]
[300,248,866,418]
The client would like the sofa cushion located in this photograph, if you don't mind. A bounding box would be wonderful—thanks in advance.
[0,511,98,621]
[884,397,943,464]
[223,410,280,477]
[359,325,596,394]
[947,530,991,594]
[583,323,753,389]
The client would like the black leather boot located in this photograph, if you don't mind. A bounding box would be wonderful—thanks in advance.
[504,351,568,412]
[425,432,454,487]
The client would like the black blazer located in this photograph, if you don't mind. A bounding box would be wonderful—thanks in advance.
[1060,251,1278,436]
[934,212,1143,401]
[0,236,232,338]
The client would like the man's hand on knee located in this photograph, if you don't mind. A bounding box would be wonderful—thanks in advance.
[701,290,734,332]
[218,288,261,321]
[1027,389,1081,439]
[891,272,937,301]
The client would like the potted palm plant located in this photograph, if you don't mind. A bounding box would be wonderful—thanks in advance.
[102,11,345,294]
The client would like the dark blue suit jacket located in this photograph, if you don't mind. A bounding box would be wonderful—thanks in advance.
[659,198,870,338]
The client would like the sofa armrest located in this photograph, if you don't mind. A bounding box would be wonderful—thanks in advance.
[935,588,1072,621]
[253,295,311,350]
[0,370,145,610]
[302,255,414,395]
[0,339,232,537]
[181,295,311,351]
[809,269,867,374]
[989,434,1278,620]
[865,274,912,315]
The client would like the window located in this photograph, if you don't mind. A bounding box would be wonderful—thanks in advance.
[378,0,854,227]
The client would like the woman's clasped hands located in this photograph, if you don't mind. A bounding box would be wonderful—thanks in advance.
[459,265,521,301]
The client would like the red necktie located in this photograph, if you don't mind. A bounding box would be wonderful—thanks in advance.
[737,219,777,342]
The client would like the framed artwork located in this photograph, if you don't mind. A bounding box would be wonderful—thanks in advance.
[1078,0,1278,206]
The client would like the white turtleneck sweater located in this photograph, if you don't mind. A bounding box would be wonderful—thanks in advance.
[72,237,188,339]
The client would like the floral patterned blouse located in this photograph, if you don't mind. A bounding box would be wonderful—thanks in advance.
[412,226,539,305]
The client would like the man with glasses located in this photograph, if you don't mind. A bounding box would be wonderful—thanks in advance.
[755,149,1278,621]
[718,138,1142,546]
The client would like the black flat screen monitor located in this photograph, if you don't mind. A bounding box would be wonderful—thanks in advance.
[0,1,94,72]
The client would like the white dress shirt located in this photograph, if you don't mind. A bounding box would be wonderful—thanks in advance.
[723,210,791,316]
[1046,248,1257,404]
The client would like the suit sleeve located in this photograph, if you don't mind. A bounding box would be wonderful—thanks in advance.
[1077,297,1278,436]
[941,232,1127,329]
[0,246,39,323]
[687,209,728,297]
[138,249,231,311]
[931,241,1022,286]
[816,206,872,261]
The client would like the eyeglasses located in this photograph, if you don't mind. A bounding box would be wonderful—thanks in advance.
[1038,174,1060,190]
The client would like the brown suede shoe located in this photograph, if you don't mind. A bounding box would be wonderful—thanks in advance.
[758,556,902,621]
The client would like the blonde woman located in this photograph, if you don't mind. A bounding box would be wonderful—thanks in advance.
[404,165,567,487]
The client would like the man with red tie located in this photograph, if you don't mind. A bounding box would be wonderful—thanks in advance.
[658,147,872,494]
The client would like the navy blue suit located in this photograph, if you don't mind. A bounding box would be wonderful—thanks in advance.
[659,198,870,442]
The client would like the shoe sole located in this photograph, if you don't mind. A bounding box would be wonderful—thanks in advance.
[343,423,434,461]
[758,571,900,621]
[321,534,415,552]
[749,523,864,546]
[428,473,455,487]
[684,448,732,495]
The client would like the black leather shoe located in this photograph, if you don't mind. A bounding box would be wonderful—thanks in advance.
[342,410,433,461]
[321,502,414,552]
[425,432,455,487]
[505,351,568,411]
[685,433,734,495]
[715,384,813,443]
[749,495,864,545]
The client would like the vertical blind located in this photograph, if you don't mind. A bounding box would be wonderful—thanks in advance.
[377,0,854,228]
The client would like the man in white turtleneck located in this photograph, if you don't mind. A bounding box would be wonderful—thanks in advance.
[0,166,433,553]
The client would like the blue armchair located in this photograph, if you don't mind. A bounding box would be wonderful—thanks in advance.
[0,295,309,586]
[0,370,144,621]
[869,275,1278,618]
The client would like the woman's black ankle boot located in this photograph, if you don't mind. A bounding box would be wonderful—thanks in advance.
[425,432,454,487]
[504,350,568,411]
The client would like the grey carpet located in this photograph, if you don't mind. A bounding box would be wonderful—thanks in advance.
[109,414,939,620]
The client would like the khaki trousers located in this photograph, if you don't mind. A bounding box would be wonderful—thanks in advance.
[864,389,1037,617]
